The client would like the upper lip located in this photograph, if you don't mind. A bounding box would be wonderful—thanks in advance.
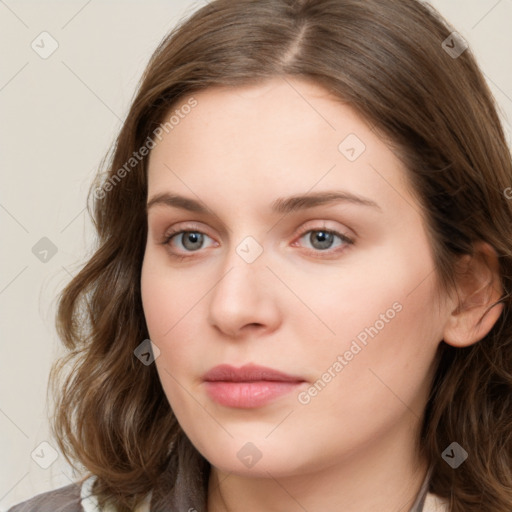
[202,364,305,383]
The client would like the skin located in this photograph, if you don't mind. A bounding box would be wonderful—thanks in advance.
[140,77,503,512]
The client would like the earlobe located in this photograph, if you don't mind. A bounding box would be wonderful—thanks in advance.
[443,242,504,348]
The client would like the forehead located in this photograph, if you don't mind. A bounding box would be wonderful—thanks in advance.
[146,77,415,217]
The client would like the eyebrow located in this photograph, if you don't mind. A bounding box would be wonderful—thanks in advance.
[146,190,381,214]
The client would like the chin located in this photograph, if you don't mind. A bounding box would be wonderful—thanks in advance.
[195,435,316,478]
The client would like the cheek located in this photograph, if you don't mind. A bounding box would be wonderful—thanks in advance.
[140,250,215,400]
[281,233,441,357]
[141,267,168,340]
[141,248,207,340]
[297,239,443,423]
[141,255,203,426]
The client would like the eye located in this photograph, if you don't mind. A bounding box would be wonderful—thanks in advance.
[164,230,216,254]
[161,224,354,259]
[294,228,354,254]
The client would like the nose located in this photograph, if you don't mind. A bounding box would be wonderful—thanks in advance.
[207,246,281,339]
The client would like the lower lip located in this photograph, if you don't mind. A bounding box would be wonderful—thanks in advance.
[204,381,304,408]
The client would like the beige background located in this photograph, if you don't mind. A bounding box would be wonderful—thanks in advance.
[1,0,511,509]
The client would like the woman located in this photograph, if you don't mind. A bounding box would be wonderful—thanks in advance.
[9,0,512,510]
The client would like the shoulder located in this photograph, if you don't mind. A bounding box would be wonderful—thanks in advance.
[7,476,152,512]
[6,482,83,512]
[423,492,450,511]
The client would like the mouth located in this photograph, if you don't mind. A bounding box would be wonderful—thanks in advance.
[202,363,307,408]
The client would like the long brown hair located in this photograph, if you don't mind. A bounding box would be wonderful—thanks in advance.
[50,0,512,510]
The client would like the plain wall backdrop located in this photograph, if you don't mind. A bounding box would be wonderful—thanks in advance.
[1,0,511,509]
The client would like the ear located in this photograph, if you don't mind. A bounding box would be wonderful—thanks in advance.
[443,242,504,348]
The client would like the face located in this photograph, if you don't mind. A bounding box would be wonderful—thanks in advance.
[141,77,450,478]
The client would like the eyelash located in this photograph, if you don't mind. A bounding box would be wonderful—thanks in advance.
[161,224,354,260]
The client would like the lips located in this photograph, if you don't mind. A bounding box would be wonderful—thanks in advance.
[202,364,305,383]
[202,364,306,408]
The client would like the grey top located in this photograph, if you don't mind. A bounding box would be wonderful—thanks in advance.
[8,465,447,512]
[8,482,82,512]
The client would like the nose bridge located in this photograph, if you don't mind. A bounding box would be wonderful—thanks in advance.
[213,233,267,303]
[207,232,279,336]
